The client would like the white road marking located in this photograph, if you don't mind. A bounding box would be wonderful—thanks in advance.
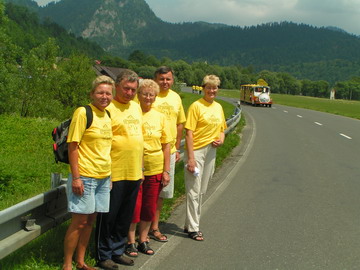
[283,110,288,113]
[297,115,303,118]
[340,133,352,139]
[315,122,323,126]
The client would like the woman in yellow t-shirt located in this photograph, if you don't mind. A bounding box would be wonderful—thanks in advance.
[63,76,114,270]
[126,79,171,256]
[184,75,227,241]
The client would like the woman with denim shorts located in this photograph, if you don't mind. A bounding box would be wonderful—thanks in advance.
[63,76,114,270]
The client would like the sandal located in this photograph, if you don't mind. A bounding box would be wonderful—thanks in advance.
[138,241,155,255]
[125,243,138,257]
[188,231,204,241]
[149,229,168,242]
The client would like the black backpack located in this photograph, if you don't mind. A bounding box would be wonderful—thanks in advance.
[51,105,110,164]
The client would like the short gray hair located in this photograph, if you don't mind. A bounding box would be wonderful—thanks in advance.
[115,69,139,85]
[92,75,115,93]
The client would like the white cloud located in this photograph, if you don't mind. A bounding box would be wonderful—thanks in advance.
[145,0,360,35]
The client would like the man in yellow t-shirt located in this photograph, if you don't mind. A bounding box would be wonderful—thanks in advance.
[149,66,186,242]
[95,69,143,269]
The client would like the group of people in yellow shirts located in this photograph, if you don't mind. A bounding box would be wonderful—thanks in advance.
[62,66,227,270]
[192,85,203,94]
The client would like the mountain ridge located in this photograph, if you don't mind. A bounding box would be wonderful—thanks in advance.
[6,0,360,82]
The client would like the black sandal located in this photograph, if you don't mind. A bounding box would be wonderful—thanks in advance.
[125,243,138,257]
[138,241,154,255]
[188,231,204,241]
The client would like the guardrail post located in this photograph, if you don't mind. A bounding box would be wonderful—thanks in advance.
[51,173,63,189]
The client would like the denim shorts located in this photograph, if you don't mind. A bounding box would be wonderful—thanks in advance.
[67,174,111,214]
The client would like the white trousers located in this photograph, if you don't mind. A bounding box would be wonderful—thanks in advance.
[184,144,216,232]
[159,152,176,199]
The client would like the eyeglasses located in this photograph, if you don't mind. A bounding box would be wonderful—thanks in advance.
[204,85,218,90]
[140,92,156,98]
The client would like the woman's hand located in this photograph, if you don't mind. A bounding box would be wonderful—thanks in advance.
[72,178,84,196]
[162,171,170,186]
[186,158,196,173]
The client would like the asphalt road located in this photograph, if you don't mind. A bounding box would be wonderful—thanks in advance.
[133,100,360,270]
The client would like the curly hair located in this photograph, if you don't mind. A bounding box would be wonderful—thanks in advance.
[202,74,221,87]
[137,79,160,95]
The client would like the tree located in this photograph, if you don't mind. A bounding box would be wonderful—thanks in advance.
[53,54,96,118]
[137,65,156,79]
[128,50,147,66]
[0,1,22,114]
[101,55,130,68]
[315,80,330,98]
[277,73,301,95]
[335,78,360,100]
[17,38,59,117]
[301,79,313,96]
[173,60,194,85]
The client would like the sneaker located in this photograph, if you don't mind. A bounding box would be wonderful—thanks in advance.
[97,259,119,270]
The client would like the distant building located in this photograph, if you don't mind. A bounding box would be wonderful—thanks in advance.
[93,64,126,80]
[330,88,336,100]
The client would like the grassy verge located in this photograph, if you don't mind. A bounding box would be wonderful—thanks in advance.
[0,115,68,210]
[0,92,243,269]
[271,94,360,120]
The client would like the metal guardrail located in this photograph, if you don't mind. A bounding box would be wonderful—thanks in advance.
[225,104,242,134]
[0,175,69,259]
[0,105,241,260]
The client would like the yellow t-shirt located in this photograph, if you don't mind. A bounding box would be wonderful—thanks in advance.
[185,98,227,150]
[152,89,186,153]
[67,104,113,178]
[107,100,143,181]
[142,109,172,176]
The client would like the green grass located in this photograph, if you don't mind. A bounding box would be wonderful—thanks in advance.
[218,89,360,120]
[0,92,243,269]
[271,94,360,119]
[0,115,68,210]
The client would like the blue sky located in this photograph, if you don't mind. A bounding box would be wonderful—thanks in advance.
[35,0,360,36]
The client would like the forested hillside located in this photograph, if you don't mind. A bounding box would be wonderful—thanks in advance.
[4,2,105,57]
[0,1,102,120]
[8,0,360,83]
[1,0,360,103]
